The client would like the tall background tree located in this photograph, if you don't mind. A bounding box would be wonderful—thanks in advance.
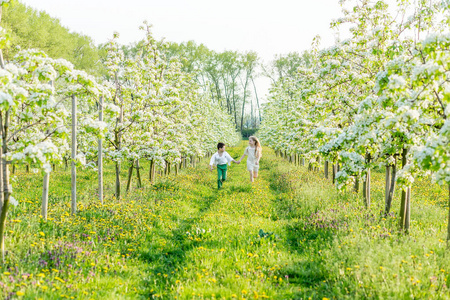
[165,41,262,133]
[0,0,101,75]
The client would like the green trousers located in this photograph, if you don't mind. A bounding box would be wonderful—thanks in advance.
[217,164,228,189]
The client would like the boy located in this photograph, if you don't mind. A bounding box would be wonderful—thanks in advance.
[209,143,240,189]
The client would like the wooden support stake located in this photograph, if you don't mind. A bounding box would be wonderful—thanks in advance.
[98,96,103,204]
[71,95,77,215]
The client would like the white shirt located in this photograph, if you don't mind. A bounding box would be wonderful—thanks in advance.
[210,151,233,166]
[244,146,258,165]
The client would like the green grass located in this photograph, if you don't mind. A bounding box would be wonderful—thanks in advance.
[1,141,449,299]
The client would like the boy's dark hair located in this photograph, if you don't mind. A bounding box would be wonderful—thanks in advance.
[217,142,225,150]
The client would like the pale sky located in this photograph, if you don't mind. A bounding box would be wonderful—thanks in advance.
[19,0,345,98]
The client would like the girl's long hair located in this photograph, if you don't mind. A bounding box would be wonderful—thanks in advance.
[249,136,262,158]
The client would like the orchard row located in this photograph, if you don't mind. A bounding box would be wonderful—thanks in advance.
[260,0,450,237]
[0,6,240,259]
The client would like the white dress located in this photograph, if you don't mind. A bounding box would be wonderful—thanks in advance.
[245,146,259,172]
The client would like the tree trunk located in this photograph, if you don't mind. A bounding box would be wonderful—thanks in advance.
[0,155,9,263]
[363,168,371,208]
[12,165,15,174]
[0,27,3,221]
[354,176,359,194]
[332,164,337,184]
[114,96,124,199]
[384,165,391,211]
[0,108,11,263]
[167,162,171,175]
[447,184,450,246]
[175,163,179,176]
[0,7,4,69]
[71,95,77,215]
[240,77,249,132]
[399,148,411,232]
[136,159,142,188]
[232,84,237,128]
[385,162,397,215]
[324,161,329,179]
[251,77,262,122]
[149,159,155,183]
[115,161,121,199]
[0,140,3,215]
[126,161,134,192]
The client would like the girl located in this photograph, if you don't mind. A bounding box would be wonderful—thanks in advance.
[238,136,262,182]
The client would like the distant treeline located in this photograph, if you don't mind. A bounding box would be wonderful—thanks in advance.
[1,0,312,132]
[1,1,102,75]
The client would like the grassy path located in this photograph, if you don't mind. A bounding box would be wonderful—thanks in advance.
[137,143,310,298]
[2,141,450,299]
[129,141,450,299]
